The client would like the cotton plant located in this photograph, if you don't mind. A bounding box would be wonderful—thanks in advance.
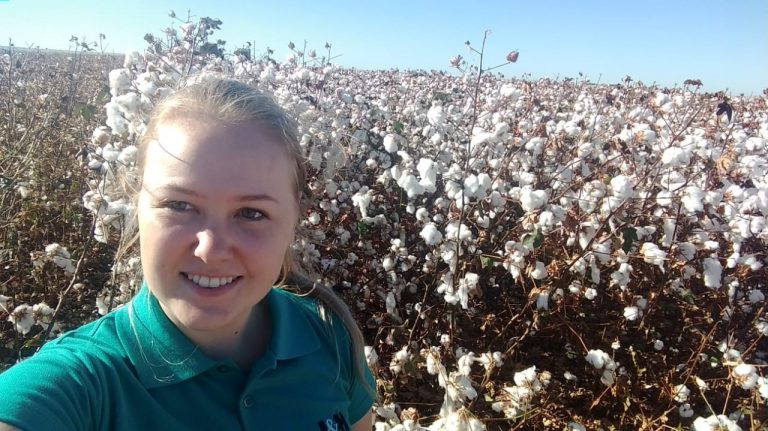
[585,349,619,386]
[30,243,76,274]
[416,347,502,430]
[6,301,56,335]
[491,366,551,418]
[691,414,743,431]
[42,17,767,427]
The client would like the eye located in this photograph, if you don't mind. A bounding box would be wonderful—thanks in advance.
[238,207,265,221]
[164,200,194,212]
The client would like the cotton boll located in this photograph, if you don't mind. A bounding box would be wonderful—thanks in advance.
[91,126,111,146]
[754,375,768,403]
[536,292,549,310]
[585,349,610,369]
[101,143,120,163]
[135,72,158,97]
[385,291,397,315]
[530,261,548,280]
[755,320,768,336]
[416,158,437,193]
[383,134,400,153]
[600,369,616,386]
[389,346,411,375]
[653,92,671,107]
[114,92,142,118]
[640,243,667,272]
[584,288,597,300]
[524,137,545,156]
[307,212,321,225]
[415,207,430,223]
[32,302,53,324]
[654,340,664,351]
[748,289,764,303]
[682,186,705,213]
[520,186,548,212]
[423,348,444,375]
[624,306,641,321]
[445,222,472,241]
[363,346,379,369]
[500,84,522,101]
[8,304,34,335]
[661,147,691,167]
[732,363,758,390]
[610,175,635,199]
[397,173,425,198]
[678,403,694,418]
[351,186,373,218]
[471,126,495,146]
[108,68,131,96]
[563,121,581,137]
[427,105,445,126]
[105,102,129,136]
[672,384,690,403]
[463,175,479,198]
[118,145,138,165]
[382,256,396,271]
[513,366,539,390]
[656,189,674,207]
[489,191,505,209]
[703,257,722,289]
[420,223,443,246]
[675,242,696,261]
[691,415,742,431]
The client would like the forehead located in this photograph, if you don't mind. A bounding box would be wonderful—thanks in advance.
[141,117,297,197]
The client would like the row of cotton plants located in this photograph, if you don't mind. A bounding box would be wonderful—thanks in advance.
[3,16,766,429]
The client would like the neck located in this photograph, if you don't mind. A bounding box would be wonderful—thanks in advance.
[188,302,273,370]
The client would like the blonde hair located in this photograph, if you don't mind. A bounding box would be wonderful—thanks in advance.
[121,77,374,397]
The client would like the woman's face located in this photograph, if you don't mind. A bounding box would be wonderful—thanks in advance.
[137,116,298,339]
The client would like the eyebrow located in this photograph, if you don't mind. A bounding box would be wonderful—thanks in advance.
[154,185,279,203]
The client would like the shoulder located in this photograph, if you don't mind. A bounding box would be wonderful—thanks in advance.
[42,307,129,364]
[3,307,131,384]
[0,309,131,430]
[272,287,349,342]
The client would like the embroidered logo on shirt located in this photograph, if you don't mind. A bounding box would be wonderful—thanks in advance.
[317,412,350,431]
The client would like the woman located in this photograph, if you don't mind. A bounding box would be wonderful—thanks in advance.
[0,78,375,430]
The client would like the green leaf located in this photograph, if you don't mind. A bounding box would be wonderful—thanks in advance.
[355,221,369,236]
[678,289,696,305]
[392,121,404,134]
[480,256,493,268]
[21,336,43,350]
[75,103,97,120]
[96,85,111,104]
[522,229,544,249]
[621,227,638,252]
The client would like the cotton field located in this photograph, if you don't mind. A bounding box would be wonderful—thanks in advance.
[1,17,767,430]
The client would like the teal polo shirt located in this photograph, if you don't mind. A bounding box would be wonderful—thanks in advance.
[0,285,374,430]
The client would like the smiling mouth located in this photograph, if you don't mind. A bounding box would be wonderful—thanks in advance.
[183,273,243,289]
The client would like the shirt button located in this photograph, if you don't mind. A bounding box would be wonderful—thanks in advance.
[242,395,254,408]
[217,365,230,373]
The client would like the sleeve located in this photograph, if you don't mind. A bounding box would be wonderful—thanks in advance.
[0,346,102,431]
[326,312,375,425]
[346,357,376,425]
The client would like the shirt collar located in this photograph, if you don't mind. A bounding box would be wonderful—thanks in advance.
[116,282,321,389]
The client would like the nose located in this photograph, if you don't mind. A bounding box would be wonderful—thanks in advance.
[194,225,234,263]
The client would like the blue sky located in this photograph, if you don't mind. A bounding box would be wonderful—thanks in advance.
[1,0,765,95]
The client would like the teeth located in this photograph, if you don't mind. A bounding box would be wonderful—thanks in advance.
[186,274,236,289]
